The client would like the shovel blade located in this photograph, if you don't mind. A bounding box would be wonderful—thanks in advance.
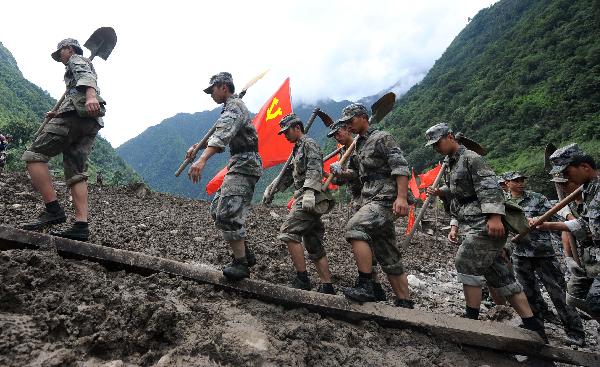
[84,27,117,60]
[316,110,335,127]
[370,92,396,124]
[544,143,557,173]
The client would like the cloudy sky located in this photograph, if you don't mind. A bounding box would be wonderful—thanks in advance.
[1,0,496,147]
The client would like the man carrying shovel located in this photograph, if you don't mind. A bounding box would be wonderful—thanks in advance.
[424,123,547,341]
[186,72,262,281]
[21,38,105,241]
[330,103,414,308]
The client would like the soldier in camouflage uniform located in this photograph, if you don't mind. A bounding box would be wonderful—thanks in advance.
[535,144,600,317]
[505,172,585,346]
[553,173,600,319]
[262,113,335,294]
[425,123,547,341]
[21,39,104,241]
[187,72,262,280]
[328,121,387,302]
[331,104,414,308]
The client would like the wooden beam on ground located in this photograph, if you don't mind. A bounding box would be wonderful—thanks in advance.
[0,225,597,366]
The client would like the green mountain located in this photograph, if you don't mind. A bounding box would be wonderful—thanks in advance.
[116,99,350,201]
[0,41,140,185]
[382,0,600,196]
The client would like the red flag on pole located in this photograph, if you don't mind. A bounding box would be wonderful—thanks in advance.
[206,78,293,195]
[408,168,420,199]
[417,163,442,200]
[405,205,415,234]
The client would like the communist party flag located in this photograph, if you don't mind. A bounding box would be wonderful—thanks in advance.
[206,78,293,195]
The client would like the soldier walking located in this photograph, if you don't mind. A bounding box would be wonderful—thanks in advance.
[505,171,585,346]
[21,39,104,241]
[330,103,414,308]
[263,113,336,294]
[534,144,600,318]
[327,120,387,301]
[425,123,547,340]
[187,72,262,280]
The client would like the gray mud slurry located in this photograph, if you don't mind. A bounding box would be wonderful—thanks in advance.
[0,172,598,366]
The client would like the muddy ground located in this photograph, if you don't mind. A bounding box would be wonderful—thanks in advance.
[0,172,598,366]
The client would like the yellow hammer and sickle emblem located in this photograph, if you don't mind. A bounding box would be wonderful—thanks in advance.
[266,97,283,122]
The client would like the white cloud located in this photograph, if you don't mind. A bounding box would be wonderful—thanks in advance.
[0,0,496,146]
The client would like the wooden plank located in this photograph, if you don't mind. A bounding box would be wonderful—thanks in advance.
[0,225,597,366]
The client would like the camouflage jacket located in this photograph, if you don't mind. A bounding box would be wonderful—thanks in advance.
[331,145,362,200]
[439,145,505,228]
[565,174,600,246]
[207,94,262,177]
[348,127,410,205]
[275,135,325,199]
[507,190,558,257]
[57,54,103,125]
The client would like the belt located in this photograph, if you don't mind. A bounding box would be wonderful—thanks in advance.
[456,195,478,205]
[230,145,258,155]
[361,172,390,183]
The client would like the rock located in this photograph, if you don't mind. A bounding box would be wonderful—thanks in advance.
[170,230,179,235]
[407,274,427,289]
[11,203,22,209]
[193,237,204,242]
[269,210,280,219]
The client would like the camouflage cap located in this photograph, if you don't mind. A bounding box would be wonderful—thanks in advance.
[278,113,303,135]
[327,120,345,138]
[504,171,528,181]
[203,72,234,94]
[51,38,83,62]
[424,123,452,146]
[549,143,586,174]
[338,103,368,123]
[550,172,568,183]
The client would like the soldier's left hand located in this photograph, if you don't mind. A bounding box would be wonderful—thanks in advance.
[85,97,101,117]
[188,160,204,184]
[486,214,505,239]
[393,197,409,217]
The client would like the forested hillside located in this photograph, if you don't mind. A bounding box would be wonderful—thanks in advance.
[0,42,140,185]
[382,0,600,196]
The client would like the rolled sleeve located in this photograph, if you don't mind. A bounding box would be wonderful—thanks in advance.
[565,218,590,242]
[207,102,245,150]
[303,139,325,191]
[380,134,410,177]
[68,55,98,91]
[470,157,505,215]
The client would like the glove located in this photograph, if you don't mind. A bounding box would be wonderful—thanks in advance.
[329,162,343,176]
[262,183,275,205]
[565,257,585,277]
[302,190,316,212]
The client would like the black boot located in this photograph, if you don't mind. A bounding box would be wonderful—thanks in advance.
[565,330,586,347]
[291,272,311,291]
[344,276,376,303]
[317,283,336,295]
[373,282,387,302]
[22,201,66,230]
[223,256,250,281]
[394,298,415,309]
[520,316,549,344]
[245,243,256,267]
[51,221,89,241]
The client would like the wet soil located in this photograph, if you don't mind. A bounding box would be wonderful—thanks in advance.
[0,172,597,366]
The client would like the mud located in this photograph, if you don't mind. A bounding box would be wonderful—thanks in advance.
[0,172,598,366]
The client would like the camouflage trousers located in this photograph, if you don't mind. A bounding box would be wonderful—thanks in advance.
[210,173,258,241]
[568,247,600,314]
[345,201,404,275]
[513,256,584,335]
[277,196,326,260]
[455,219,522,298]
[22,114,101,187]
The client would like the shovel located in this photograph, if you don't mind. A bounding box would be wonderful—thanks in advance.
[35,27,117,137]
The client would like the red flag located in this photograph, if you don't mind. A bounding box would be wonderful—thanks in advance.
[418,163,442,189]
[206,79,293,195]
[405,205,415,234]
[408,168,419,199]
